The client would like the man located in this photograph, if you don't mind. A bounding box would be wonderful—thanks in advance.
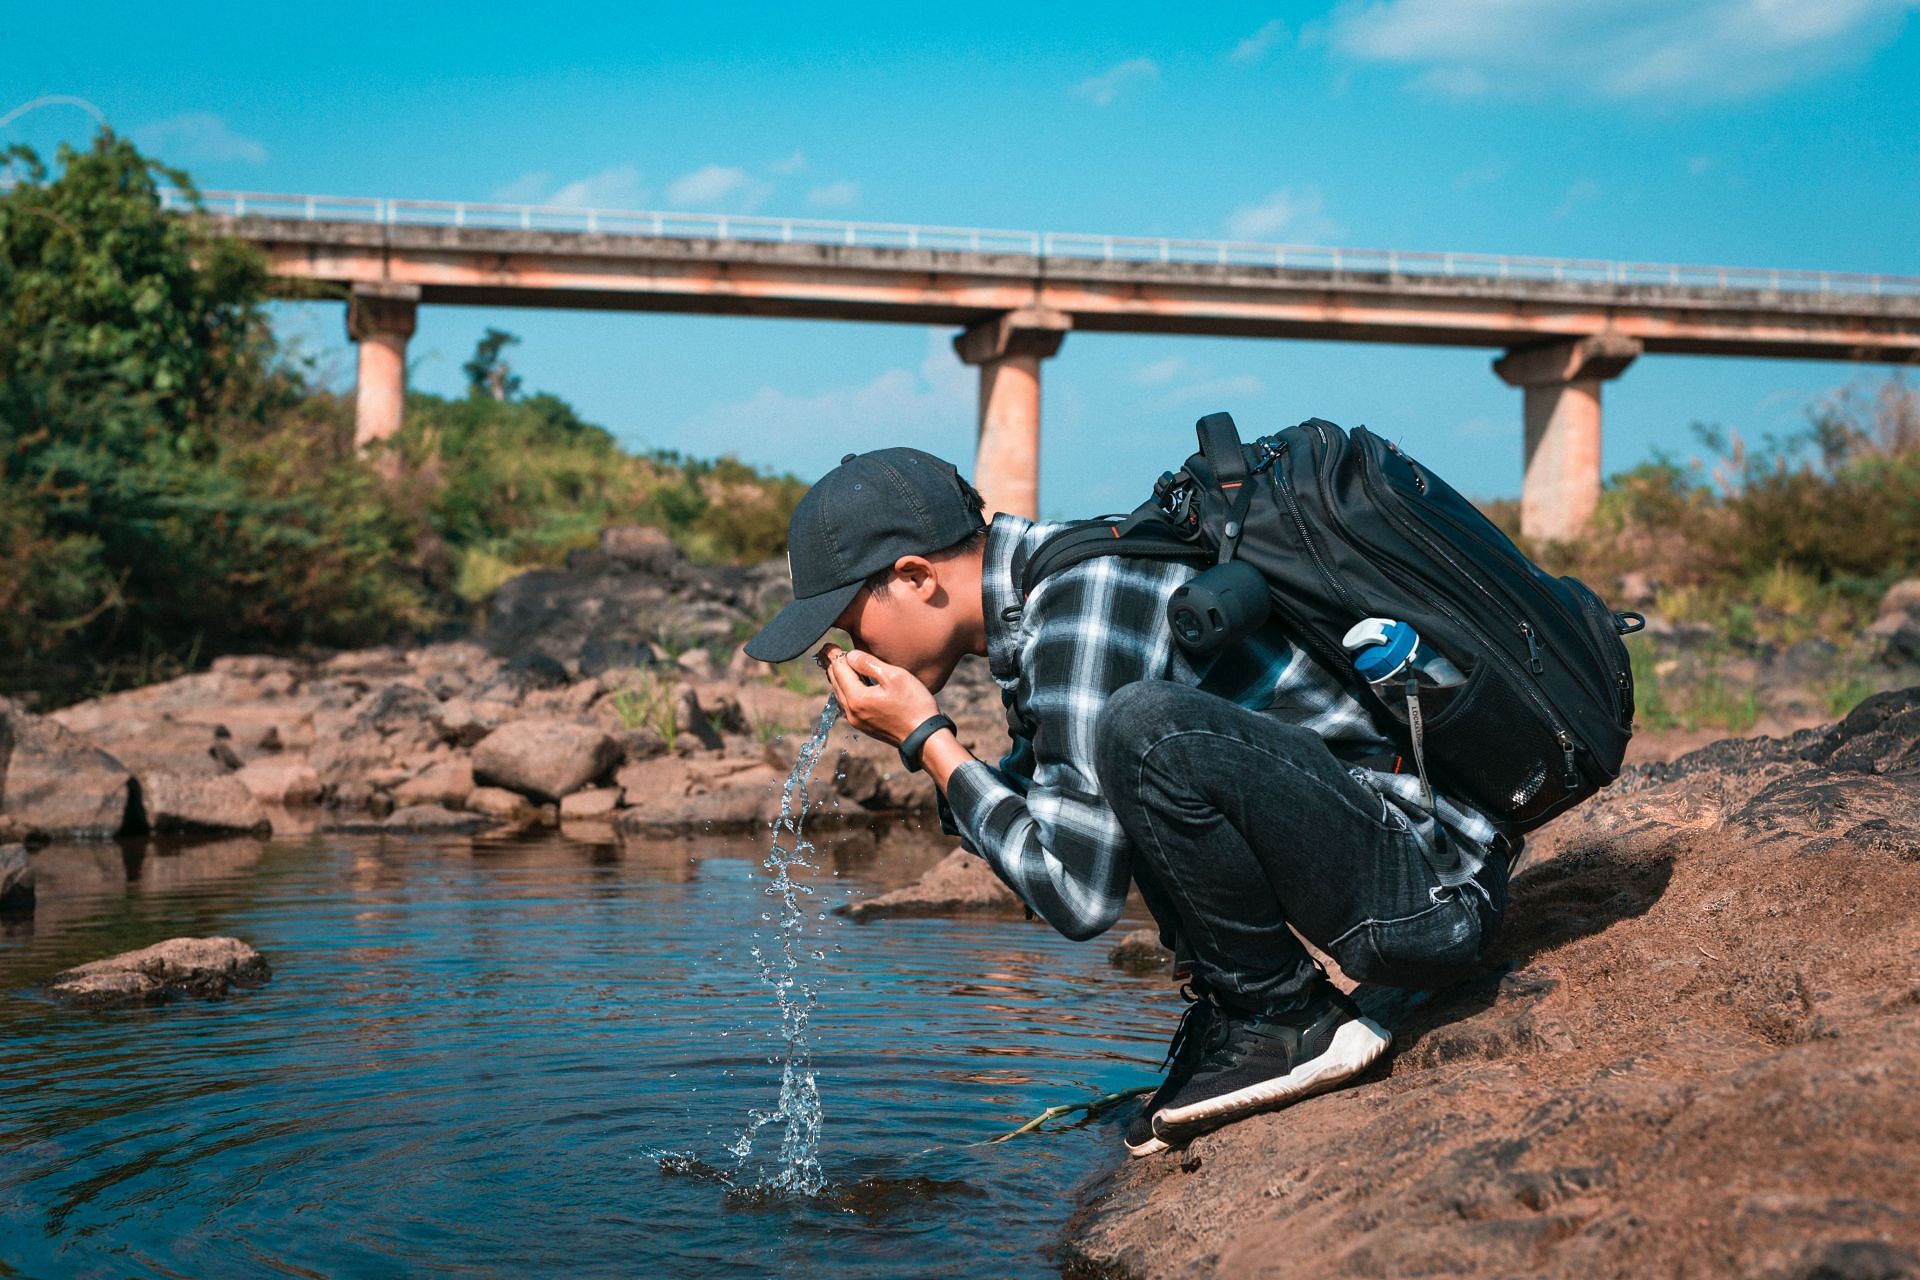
[744,447,1512,1156]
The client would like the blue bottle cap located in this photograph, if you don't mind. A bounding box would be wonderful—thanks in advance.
[1350,620,1419,683]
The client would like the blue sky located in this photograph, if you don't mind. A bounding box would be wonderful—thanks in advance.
[5,1,1918,514]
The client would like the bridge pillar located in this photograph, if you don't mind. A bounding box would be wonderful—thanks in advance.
[346,284,421,449]
[953,308,1070,519]
[1494,332,1642,542]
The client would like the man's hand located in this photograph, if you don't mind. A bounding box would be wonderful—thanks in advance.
[818,643,939,748]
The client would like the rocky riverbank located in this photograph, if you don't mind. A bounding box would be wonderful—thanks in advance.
[0,527,1012,860]
[1061,690,1920,1279]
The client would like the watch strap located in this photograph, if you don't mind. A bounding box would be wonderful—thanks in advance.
[898,713,956,773]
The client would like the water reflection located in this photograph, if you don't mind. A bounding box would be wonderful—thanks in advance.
[0,824,1179,1279]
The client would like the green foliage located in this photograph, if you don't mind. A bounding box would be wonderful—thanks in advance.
[0,134,806,704]
[0,134,431,697]
[605,667,678,747]
[1530,379,1920,654]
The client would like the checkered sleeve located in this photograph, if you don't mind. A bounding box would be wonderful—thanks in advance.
[943,558,1181,941]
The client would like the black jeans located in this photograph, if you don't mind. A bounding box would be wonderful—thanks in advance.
[1093,679,1508,1014]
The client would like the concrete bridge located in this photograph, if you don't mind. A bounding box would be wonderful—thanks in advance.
[186,190,1920,540]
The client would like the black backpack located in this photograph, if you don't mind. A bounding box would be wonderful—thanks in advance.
[1020,413,1644,834]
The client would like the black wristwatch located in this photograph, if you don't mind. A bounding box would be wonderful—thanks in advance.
[898,713,957,773]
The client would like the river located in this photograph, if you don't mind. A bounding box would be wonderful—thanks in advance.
[0,824,1180,1278]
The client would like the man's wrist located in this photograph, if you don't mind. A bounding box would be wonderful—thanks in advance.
[898,713,957,772]
[918,728,972,793]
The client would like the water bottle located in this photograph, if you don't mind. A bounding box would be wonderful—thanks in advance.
[1341,617,1464,697]
[1341,617,1464,809]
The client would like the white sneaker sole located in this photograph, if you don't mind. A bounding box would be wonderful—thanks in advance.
[1124,1129,1169,1158]
[1151,1016,1391,1135]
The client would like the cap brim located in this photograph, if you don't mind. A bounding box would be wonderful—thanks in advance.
[742,580,865,664]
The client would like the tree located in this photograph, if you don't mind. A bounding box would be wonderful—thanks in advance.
[463,327,522,401]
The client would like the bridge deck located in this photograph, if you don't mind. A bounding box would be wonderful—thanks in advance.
[207,204,1920,364]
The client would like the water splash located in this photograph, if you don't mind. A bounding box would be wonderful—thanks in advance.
[727,696,840,1196]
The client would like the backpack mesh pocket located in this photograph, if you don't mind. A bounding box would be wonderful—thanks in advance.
[1423,659,1569,825]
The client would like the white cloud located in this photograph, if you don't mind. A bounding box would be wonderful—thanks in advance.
[680,332,972,450]
[492,165,646,209]
[770,150,807,175]
[666,164,772,212]
[806,180,861,210]
[1075,57,1160,106]
[1230,19,1289,63]
[1127,356,1189,387]
[130,113,266,165]
[1223,187,1343,242]
[1152,373,1266,410]
[1554,178,1601,218]
[1451,159,1508,190]
[1328,0,1917,102]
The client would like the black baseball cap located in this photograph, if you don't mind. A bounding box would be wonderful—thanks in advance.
[744,448,984,663]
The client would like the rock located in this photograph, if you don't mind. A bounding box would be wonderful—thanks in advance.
[616,755,693,808]
[0,699,136,839]
[139,771,272,835]
[839,850,1026,921]
[1063,688,1920,1279]
[1869,577,1920,664]
[383,804,492,834]
[0,844,32,914]
[392,759,475,809]
[613,783,782,834]
[674,688,727,752]
[232,758,322,806]
[1108,928,1172,972]
[47,937,271,1008]
[675,648,719,682]
[471,718,620,802]
[430,697,497,748]
[559,788,621,819]
[502,652,571,690]
[466,786,536,822]
[613,726,669,764]
[600,524,680,573]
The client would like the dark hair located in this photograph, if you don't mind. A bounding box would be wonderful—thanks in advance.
[864,476,989,595]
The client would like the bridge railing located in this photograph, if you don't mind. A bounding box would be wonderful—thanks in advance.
[164,187,1920,299]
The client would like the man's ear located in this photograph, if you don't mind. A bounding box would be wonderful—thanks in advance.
[892,555,939,600]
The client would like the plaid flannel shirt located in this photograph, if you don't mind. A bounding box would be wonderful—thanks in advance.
[941,514,1501,941]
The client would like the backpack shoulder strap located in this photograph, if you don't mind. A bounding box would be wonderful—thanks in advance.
[1019,509,1209,599]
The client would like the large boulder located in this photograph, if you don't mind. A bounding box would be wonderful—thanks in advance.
[138,771,271,835]
[46,937,271,1008]
[483,542,787,675]
[0,699,135,838]
[839,850,1026,921]
[0,844,32,914]
[471,718,619,802]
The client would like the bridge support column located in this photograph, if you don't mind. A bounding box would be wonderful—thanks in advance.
[346,284,420,449]
[1494,332,1642,542]
[953,308,1070,519]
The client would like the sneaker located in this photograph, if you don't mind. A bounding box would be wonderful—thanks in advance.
[1124,987,1219,1158]
[1149,985,1390,1145]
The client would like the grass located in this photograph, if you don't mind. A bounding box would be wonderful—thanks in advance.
[605,666,678,748]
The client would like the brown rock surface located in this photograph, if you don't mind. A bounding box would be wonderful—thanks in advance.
[384,804,492,834]
[392,759,475,809]
[232,758,322,806]
[1063,689,1920,1278]
[558,788,621,819]
[0,699,135,838]
[138,771,271,835]
[1108,928,1172,973]
[466,786,537,822]
[46,936,271,1008]
[471,718,619,802]
[839,849,1026,921]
